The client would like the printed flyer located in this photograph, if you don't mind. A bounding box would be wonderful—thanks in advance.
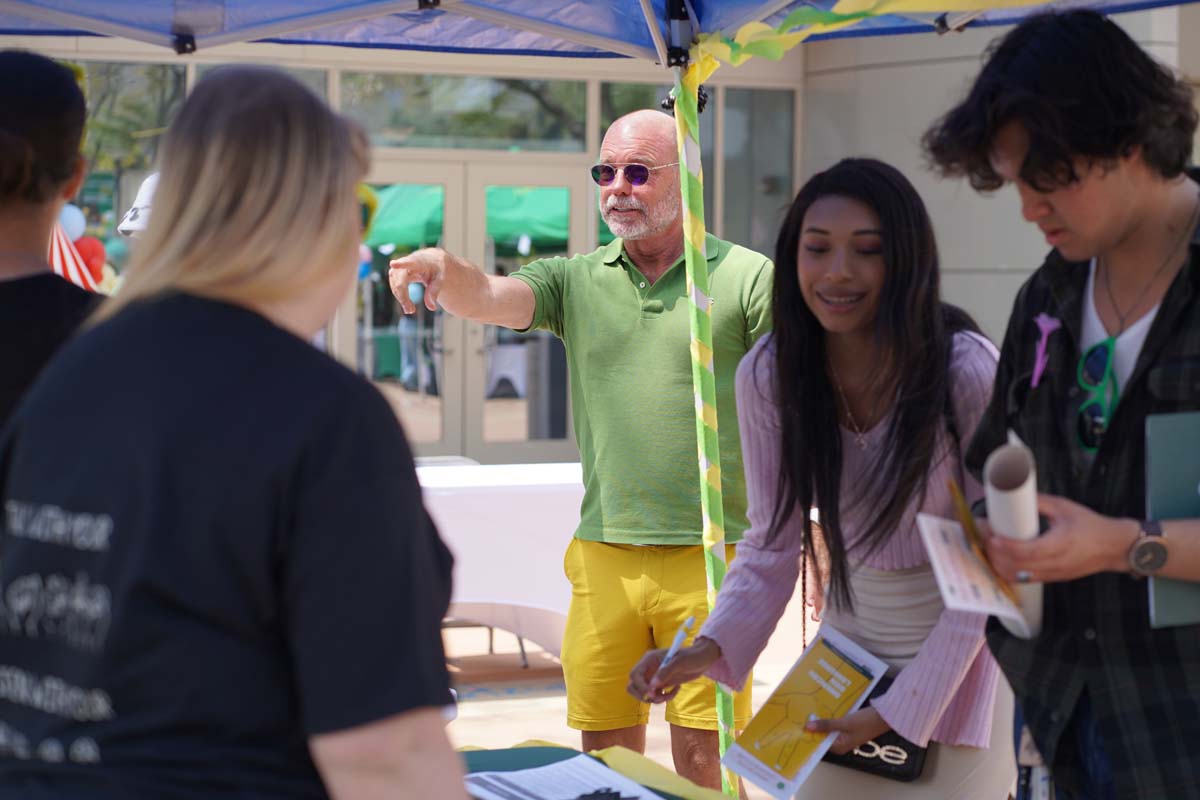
[722,627,886,799]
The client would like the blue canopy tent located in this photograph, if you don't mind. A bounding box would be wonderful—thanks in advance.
[0,0,1190,58]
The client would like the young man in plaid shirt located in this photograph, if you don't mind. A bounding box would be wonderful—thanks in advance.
[924,10,1200,799]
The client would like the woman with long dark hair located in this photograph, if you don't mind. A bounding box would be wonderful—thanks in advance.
[629,158,1014,796]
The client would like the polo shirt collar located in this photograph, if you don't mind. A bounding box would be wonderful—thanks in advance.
[603,234,719,268]
[601,237,624,265]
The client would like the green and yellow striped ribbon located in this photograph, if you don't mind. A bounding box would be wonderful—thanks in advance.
[671,58,737,797]
[692,0,1051,67]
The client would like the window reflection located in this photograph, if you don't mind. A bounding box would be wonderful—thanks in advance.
[341,74,585,151]
[481,186,570,443]
[723,88,795,258]
[360,183,446,443]
[196,64,327,99]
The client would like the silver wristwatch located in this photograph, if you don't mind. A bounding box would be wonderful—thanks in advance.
[1128,519,1168,578]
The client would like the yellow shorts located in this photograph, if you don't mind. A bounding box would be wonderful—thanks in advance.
[561,539,752,731]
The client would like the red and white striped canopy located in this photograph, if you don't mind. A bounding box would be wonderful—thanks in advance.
[49,221,99,292]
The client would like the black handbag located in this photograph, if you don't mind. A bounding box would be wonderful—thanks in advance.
[821,675,929,782]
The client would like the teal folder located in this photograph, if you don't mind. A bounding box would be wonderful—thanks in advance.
[1146,412,1200,628]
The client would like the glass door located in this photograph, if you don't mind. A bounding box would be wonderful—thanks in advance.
[331,161,466,457]
[463,163,590,463]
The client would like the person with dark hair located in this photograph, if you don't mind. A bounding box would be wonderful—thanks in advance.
[629,158,1013,797]
[924,9,1200,799]
[0,50,95,428]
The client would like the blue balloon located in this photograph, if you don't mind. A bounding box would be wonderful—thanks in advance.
[60,204,86,242]
[358,261,372,280]
[408,283,425,304]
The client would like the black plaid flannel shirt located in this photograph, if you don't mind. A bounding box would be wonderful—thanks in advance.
[966,206,1200,799]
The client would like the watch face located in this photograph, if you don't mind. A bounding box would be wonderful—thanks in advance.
[1132,540,1169,575]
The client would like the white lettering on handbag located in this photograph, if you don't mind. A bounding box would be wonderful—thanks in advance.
[851,740,909,766]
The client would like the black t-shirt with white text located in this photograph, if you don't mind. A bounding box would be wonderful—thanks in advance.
[0,293,453,798]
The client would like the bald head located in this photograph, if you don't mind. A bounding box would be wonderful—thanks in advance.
[601,110,676,166]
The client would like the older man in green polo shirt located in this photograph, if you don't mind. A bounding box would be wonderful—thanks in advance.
[389,109,772,790]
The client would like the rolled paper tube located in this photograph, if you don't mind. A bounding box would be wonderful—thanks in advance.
[983,432,1043,638]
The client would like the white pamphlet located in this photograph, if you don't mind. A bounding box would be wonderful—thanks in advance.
[917,513,1026,626]
[466,753,659,800]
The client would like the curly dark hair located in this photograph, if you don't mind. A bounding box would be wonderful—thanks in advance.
[923,9,1197,192]
[0,50,86,205]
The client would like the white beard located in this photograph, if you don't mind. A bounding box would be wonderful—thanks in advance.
[601,193,680,240]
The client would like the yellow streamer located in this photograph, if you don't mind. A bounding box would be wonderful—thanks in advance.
[706,463,722,492]
[835,0,1045,13]
[693,0,1050,70]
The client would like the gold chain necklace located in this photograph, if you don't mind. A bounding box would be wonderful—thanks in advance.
[830,367,870,450]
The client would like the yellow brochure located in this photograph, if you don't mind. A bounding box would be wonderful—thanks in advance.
[722,627,886,799]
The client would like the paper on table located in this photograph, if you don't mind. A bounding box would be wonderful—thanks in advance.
[591,747,728,800]
[982,431,1043,638]
[466,753,661,800]
[722,627,886,800]
[917,513,1027,627]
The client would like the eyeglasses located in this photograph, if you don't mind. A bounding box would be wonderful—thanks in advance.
[357,183,378,234]
[1076,337,1121,452]
[590,162,679,187]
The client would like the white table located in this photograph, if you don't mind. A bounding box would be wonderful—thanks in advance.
[416,462,582,658]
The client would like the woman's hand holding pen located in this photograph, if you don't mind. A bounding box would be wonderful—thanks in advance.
[626,636,722,704]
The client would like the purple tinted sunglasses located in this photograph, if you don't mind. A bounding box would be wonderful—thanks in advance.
[590,162,679,187]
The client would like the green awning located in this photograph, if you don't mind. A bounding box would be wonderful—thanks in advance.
[367,182,616,256]
[365,183,445,251]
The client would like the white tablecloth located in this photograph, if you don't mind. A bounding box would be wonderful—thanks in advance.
[417,462,583,658]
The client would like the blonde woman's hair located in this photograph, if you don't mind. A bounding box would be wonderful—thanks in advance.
[93,66,368,324]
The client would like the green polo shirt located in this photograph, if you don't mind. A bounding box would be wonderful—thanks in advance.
[511,234,773,545]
